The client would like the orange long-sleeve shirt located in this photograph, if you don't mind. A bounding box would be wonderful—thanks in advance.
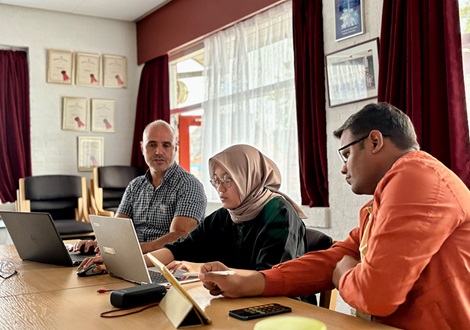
[261,151,470,329]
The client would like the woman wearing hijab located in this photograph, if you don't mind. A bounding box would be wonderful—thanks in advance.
[146,144,307,271]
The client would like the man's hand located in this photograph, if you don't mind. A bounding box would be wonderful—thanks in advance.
[69,240,98,254]
[333,255,359,288]
[77,255,106,272]
[198,262,265,298]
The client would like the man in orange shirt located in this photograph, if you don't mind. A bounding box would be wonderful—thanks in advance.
[195,103,470,329]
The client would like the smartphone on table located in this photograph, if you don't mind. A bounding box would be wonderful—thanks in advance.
[228,303,292,321]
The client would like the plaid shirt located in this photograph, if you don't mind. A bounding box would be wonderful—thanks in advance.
[117,162,207,242]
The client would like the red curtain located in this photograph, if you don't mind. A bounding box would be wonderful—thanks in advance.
[292,0,329,207]
[378,0,470,187]
[130,55,170,169]
[0,50,31,203]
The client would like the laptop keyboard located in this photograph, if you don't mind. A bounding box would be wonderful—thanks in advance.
[148,269,194,284]
[149,270,169,284]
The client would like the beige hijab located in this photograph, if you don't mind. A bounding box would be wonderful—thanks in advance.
[209,144,307,223]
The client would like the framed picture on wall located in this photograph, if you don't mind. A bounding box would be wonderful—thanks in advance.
[75,52,100,87]
[77,136,104,171]
[334,0,364,41]
[91,99,115,132]
[62,97,88,131]
[103,54,127,88]
[325,38,379,107]
[47,49,74,84]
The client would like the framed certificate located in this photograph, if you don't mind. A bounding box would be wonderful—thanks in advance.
[91,99,115,132]
[62,97,88,131]
[326,38,379,107]
[75,52,100,87]
[47,49,74,84]
[103,54,127,88]
[78,136,104,171]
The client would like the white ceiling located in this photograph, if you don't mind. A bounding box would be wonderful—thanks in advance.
[0,0,171,22]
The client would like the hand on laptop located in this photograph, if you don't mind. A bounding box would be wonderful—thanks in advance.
[69,240,99,255]
[167,260,203,276]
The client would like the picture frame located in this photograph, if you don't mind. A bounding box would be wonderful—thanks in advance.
[77,136,104,171]
[103,54,127,88]
[47,49,74,84]
[91,99,115,132]
[325,38,379,107]
[62,97,88,131]
[335,0,364,41]
[75,52,100,87]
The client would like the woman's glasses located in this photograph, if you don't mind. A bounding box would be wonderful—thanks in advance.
[210,177,232,189]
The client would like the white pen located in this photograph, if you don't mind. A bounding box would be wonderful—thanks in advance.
[182,270,235,277]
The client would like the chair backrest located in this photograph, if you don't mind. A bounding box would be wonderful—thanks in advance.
[18,175,88,222]
[304,228,337,310]
[306,228,333,252]
[92,166,143,212]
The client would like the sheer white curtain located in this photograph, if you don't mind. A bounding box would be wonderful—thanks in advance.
[201,1,300,202]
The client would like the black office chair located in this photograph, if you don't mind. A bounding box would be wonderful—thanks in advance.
[306,228,333,252]
[89,165,143,216]
[303,228,338,309]
[16,175,94,239]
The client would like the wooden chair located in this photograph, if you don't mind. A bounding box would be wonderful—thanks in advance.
[16,175,94,239]
[89,165,143,217]
[304,228,338,310]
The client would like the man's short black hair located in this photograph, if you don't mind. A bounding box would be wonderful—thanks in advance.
[333,102,419,150]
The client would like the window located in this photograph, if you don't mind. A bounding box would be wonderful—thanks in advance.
[170,2,300,202]
[169,47,205,182]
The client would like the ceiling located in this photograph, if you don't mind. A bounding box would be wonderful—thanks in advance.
[0,0,171,22]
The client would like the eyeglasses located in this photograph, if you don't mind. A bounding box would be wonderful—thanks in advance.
[0,260,17,279]
[337,135,369,165]
[210,177,232,189]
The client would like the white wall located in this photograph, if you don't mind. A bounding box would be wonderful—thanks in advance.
[0,4,141,182]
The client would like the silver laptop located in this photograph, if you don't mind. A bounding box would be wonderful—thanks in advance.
[89,215,199,286]
[0,211,90,267]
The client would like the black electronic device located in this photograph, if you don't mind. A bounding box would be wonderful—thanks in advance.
[76,264,106,277]
[110,283,167,309]
[228,303,292,321]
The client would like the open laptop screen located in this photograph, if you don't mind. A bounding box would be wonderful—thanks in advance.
[0,211,88,267]
[89,215,198,286]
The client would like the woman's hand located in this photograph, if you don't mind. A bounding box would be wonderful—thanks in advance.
[167,260,202,275]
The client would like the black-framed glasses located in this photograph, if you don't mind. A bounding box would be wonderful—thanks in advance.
[210,177,233,189]
[337,135,369,165]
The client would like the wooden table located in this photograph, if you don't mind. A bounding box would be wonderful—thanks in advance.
[0,245,397,330]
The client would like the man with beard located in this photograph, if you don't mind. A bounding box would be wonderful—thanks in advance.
[75,120,207,268]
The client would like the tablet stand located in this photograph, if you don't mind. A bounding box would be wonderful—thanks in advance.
[160,286,207,328]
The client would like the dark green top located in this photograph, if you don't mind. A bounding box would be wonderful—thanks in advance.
[164,197,307,270]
